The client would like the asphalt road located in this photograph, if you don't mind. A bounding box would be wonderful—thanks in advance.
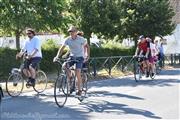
[1,68,180,120]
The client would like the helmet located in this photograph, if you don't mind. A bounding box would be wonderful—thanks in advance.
[139,35,145,40]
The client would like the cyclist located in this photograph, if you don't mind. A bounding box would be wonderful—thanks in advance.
[16,28,42,87]
[134,35,150,77]
[146,37,158,77]
[53,26,90,96]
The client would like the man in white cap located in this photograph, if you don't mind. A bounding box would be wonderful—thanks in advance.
[54,26,90,96]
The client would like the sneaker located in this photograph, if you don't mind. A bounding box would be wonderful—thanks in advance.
[26,78,35,87]
[31,79,35,87]
[76,90,82,96]
[151,73,155,77]
[146,72,149,77]
[70,87,75,94]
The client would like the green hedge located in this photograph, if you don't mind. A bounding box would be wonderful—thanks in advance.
[0,48,20,79]
[90,46,135,57]
[0,46,135,80]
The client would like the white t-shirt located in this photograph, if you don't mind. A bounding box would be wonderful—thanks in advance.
[23,36,42,58]
[150,43,158,57]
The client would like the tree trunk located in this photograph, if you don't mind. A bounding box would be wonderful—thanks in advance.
[15,31,20,50]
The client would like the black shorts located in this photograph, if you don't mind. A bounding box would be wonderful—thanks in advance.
[24,57,41,70]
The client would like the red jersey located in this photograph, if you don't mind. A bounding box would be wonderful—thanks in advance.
[138,40,150,53]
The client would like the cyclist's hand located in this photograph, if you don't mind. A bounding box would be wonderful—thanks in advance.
[84,55,89,62]
[16,53,22,60]
[133,55,137,58]
[26,55,32,60]
[53,56,59,62]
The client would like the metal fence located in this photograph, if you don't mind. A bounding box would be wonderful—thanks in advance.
[87,54,180,78]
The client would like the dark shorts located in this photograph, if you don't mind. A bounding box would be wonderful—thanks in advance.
[24,57,41,70]
[66,56,84,69]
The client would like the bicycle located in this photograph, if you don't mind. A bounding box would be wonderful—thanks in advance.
[53,58,88,107]
[134,56,148,82]
[6,55,47,97]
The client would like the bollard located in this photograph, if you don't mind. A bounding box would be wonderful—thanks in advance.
[170,54,173,66]
[92,59,96,77]
[108,58,112,75]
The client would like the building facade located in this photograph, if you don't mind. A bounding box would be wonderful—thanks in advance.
[170,0,180,24]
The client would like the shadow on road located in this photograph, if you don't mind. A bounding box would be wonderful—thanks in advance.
[88,90,144,100]
[88,69,180,88]
[80,99,162,119]
[1,96,90,120]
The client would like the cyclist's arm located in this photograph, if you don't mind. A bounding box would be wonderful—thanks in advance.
[134,47,139,56]
[16,49,26,59]
[84,43,90,59]
[28,49,38,58]
[56,45,66,58]
[145,42,150,58]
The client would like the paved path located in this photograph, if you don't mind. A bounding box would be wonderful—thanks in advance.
[1,68,180,120]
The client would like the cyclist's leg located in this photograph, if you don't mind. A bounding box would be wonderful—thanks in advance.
[23,60,31,78]
[75,57,84,95]
[28,57,41,86]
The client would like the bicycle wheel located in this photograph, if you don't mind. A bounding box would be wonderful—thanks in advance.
[33,70,47,93]
[6,73,24,97]
[149,68,156,80]
[134,62,142,82]
[54,74,68,108]
[78,72,88,102]
[156,61,161,74]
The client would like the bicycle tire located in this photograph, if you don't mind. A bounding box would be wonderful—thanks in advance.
[134,62,142,82]
[156,61,161,74]
[54,74,68,108]
[33,70,47,93]
[6,73,24,97]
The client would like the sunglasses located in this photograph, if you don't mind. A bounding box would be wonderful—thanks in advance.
[69,30,75,33]
[26,32,32,35]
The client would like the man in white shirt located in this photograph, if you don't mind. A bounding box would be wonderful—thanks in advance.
[16,28,42,87]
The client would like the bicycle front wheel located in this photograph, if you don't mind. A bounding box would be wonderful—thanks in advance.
[134,62,142,82]
[54,74,68,108]
[6,73,24,97]
[33,70,47,93]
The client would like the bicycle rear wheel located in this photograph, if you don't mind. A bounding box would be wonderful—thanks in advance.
[33,70,47,93]
[134,62,142,82]
[6,73,24,97]
[78,72,88,102]
[54,74,68,108]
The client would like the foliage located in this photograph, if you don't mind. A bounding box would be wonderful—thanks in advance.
[0,44,134,80]
[120,0,175,45]
[0,48,19,79]
[68,0,175,46]
[68,0,122,41]
[0,0,68,49]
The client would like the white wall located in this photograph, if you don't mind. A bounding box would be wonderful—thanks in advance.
[163,24,180,54]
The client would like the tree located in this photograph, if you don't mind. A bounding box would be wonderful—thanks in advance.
[68,0,175,46]
[0,0,68,49]
[120,0,175,46]
[68,0,122,43]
